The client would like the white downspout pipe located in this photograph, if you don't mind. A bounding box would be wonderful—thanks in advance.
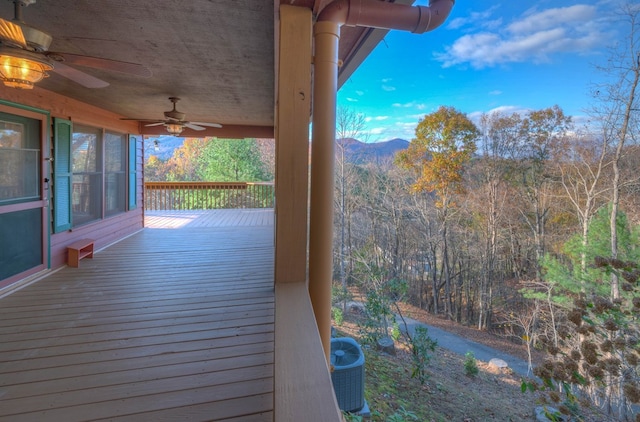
[309,0,455,362]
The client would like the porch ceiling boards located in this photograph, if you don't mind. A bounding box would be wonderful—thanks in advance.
[0,0,400,138]
[0,210,275,421]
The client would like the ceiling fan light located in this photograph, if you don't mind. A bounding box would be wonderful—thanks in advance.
[165,123,183,136]
[0,54,52,89]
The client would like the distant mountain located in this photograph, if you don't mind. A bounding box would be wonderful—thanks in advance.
[337,138,409,164]
[145,136,185,160]
[146,136,410,164]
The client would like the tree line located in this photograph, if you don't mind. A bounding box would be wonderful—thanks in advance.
[145,137,274,182]
[335,6,640,418]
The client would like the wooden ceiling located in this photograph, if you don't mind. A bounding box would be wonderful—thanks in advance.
[0,0,401,137]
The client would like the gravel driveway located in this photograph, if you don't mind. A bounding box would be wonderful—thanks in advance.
[396,314,535,378]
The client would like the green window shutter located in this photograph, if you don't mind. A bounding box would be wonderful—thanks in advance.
[53,118,72,232]
[128,135,138,210]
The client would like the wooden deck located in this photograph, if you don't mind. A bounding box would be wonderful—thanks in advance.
[0,209,275,421]
[145,209,274,229]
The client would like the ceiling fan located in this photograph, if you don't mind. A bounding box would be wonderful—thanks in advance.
[0,0,151,89]
[122,97,223,136]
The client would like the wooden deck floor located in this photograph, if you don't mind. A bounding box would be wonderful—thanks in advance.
[145,209,274,229]
[0,209,275,421]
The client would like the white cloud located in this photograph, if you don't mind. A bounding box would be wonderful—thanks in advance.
[489,90,502,96]
[345,97,358,102]
[365,116,389,123]
[468,105,533,126]
[368,127,387,135]
[507,5,595,34]
[392,101,416,108]
[486,105,531,115]
[382,85,396,92]
[436,4,613,68]
[446,6,501,30]
[355,90,365,96]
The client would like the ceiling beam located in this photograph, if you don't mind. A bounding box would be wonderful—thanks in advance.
[139,124,274,139]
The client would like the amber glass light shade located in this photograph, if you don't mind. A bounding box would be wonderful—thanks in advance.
[0,54,52,89]
[165,123,183,136]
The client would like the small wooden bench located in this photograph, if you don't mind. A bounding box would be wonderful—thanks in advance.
[67,238,95,267]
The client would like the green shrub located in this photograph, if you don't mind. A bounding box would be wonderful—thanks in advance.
[387,406,419,422]
[410,326,437,385]
[391,321,401,342]
[464,351,479,377]
[331,307,344,326]
[342,411,363,422]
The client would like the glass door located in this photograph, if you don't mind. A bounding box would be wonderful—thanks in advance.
[0,110,47,286]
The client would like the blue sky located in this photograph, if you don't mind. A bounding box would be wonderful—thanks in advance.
[337,0,627,142]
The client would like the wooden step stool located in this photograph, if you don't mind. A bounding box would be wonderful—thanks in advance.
[67,239,95,267]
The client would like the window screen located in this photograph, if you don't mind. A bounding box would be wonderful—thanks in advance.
[105,132,126,216]
[72,125,102,226]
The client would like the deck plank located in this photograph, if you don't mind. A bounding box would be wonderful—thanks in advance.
[0,210,275,421]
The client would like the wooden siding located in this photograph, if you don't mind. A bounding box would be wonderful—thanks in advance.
[0,210,275,421]
[50,132,145,270]
[50,209,144,269]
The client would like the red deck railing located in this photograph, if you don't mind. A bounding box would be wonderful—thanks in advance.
[144,181,274,210]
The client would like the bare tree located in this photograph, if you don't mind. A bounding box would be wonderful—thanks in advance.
[589,2,640,299]
[335,107,367,311]
[472,111,520,329]
[555,129,611,275]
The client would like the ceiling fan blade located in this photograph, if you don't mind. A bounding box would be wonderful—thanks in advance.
[47,52,152,78]
[51,61,109,88]
[190,121,223,128]
[0,18,27,48]
[144,122,167,127]
[184,123,206,131]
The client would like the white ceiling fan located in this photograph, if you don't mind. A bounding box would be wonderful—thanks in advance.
[0,0,151,89]
[122,97,223,136]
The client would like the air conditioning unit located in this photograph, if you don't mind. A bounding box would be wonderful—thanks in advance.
[330,337,365,413]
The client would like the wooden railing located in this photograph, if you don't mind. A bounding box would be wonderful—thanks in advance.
[144,181,274,210]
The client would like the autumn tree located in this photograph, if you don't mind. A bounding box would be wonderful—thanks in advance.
[514,106,572,279]
[164,138,209,181]
[255,138,275,180]
[144,154,168,182]
[396,106,479,317]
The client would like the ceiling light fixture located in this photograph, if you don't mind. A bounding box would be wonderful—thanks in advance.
[165,123,183,136]
[0,48,52,89]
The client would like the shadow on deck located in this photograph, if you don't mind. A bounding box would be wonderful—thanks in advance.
[0,209,275,421]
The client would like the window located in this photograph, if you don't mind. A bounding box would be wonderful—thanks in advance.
[71,126,127,224]
[0,114,40,205]
[55,122,133,230]
[72,124,102,226]
[105,132,126,216]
